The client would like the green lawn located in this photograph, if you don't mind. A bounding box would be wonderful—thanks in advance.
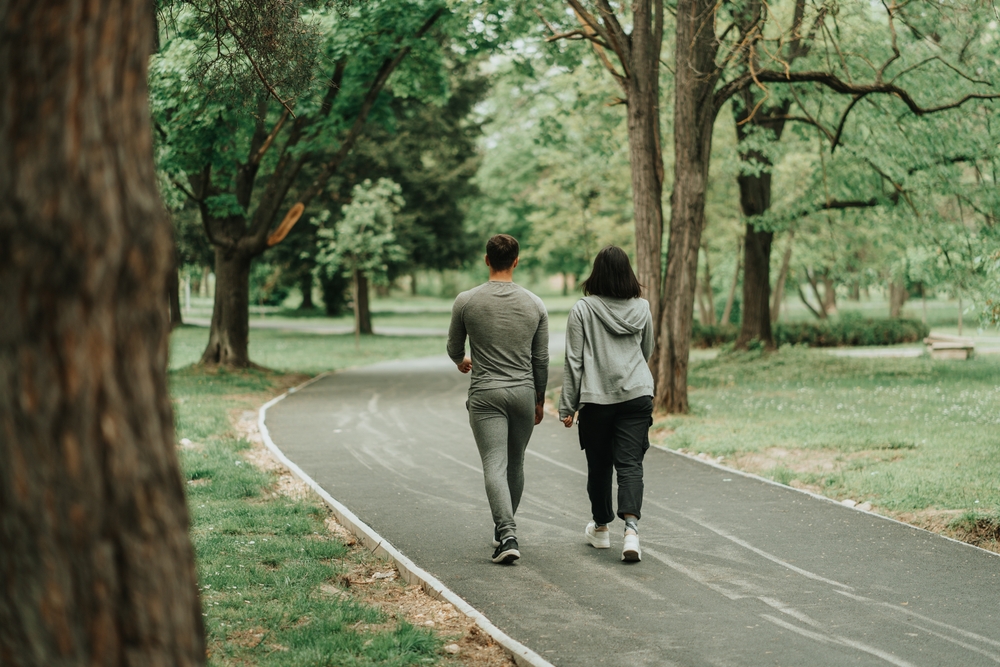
[171,325,447,373]
[652,348,1000,546]
[170,334,458,666]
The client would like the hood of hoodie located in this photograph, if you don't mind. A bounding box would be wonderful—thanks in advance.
[579,296,648,335]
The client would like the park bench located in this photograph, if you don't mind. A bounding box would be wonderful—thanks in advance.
[923,334,975,360]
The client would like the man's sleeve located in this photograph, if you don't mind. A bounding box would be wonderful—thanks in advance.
[446,296,467,363]
[531,302,549,402]
[559,307,583,418]
[640,301,654,362]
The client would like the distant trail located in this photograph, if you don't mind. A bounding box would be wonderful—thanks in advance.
[265,351,1000,667]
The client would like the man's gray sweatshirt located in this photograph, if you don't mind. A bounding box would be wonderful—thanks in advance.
[558,295,654,418]
[447,281,549,398]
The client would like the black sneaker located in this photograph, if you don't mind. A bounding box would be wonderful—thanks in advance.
[491,525,501,548]
[491,537,520,564]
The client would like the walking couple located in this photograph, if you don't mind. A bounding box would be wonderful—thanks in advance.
[447,234,654,564]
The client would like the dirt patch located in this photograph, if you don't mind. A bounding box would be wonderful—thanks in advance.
[892,509,1000,554]
[233,384,516,667]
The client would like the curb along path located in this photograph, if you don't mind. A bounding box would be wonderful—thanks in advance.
[258,372,554,667]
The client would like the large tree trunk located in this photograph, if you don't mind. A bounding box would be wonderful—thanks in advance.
[200,248,252,366]
[736,224,775,349]
[624,48,664,329]
[657,0,719,414]
[353,269,373,335]
[0,0,205,663]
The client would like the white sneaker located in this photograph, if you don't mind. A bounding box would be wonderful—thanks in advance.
[585,521,611,549]
[622,532,641,562]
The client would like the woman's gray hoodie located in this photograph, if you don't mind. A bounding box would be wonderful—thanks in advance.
[558,295,654,418]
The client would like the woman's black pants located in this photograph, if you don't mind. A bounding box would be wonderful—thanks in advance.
[577,395,653,524]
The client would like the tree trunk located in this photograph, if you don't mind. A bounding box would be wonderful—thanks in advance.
[623,0,664,332]
[805,268,829,319]
[656,0,720,414]
[0,0,205,663]
[771,231,794,323]
[736,224,775,349]
[199,264,211,297]
[697,285,710,324]
[410,270,418,296]
[721,238,742,325]
[889,280,908,318]
[702,244,716,325]
[299,273,315,310]
[168,265,183,329]
[353,269,373,335]
[822,275,838,315]
[732,136,776,348]
[200,248,252,366]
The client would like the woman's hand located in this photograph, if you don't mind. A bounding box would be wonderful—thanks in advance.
[562,415,574,428]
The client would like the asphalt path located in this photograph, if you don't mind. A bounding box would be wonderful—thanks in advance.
[264,354,1000,667]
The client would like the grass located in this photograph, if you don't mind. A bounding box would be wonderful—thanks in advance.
[170,326,447,373]
[170,332,462,666]
[651,347,1000,547]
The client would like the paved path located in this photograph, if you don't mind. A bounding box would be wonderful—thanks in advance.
[264,356,1000,667]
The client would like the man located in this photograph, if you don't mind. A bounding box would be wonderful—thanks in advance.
[447,234,549,564]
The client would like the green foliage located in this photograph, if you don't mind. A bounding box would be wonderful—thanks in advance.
[691,316,929,348]
[317,179,407,284]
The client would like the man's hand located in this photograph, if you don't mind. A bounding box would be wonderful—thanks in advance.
[456,357,472,374]
[562,415,574,428]
[534,401,544,425]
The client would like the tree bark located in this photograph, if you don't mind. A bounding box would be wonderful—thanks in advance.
[656,0,720,414]
[353,270,373,335]
[771,231,794,323]
[200,248,252,366]
[624,37,664,329]
[0,0,205,663]
[736,223,775,349]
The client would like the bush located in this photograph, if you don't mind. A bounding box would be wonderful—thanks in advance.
[691,322,738,348]
[691,316,929,348]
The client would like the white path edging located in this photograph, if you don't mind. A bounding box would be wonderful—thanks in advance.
[258,374,555,667]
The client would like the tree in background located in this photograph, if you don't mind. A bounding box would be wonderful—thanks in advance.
[471,56,635,285]
[318,179,407,336]
[1,0,204,661]
[153,0,448,367]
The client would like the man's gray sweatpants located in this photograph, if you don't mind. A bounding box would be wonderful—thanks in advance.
[468,385,536,542]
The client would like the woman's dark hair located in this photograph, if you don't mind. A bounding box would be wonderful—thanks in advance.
[581,246,642,299]
[486,234,519,271]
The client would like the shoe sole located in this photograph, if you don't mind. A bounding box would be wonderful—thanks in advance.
[622,549,641,562]
[586,529,610,549]
[492,548,520,564]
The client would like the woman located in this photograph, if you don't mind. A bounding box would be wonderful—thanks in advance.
[559,246,654,562]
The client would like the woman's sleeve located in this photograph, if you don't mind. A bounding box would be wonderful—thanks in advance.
[640,303,654,362]
[559,306,584,419]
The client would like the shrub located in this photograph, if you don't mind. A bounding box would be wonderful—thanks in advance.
[690,317,929,348]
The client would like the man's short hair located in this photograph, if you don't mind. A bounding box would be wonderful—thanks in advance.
[486,234,519,271]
